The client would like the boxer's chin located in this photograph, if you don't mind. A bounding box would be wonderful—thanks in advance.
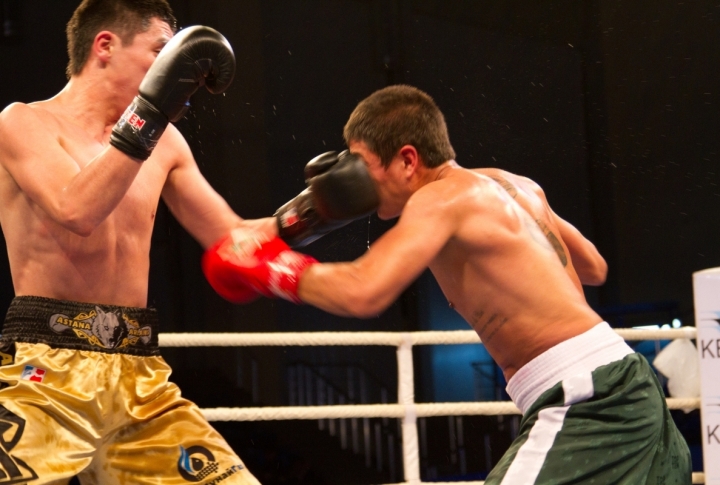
[376,205,400,221]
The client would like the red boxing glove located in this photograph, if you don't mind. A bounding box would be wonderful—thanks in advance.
[202,231,318,304]
[201,234,260,304]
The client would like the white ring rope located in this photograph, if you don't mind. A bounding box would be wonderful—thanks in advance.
[158,327,697,347]
[165,327,703,484]
[200,398,700,422]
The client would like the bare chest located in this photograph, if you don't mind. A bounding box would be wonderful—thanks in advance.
[6,126,168,246]
[59,125,166,222]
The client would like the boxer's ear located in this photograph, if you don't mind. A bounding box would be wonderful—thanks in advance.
[93,31,115,65]
[398,145,420,177]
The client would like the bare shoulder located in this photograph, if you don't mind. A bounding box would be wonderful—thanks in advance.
[0,101,63,136]
[406,168,503,221]
[0,102,56,161]
[0,102,39,130]
[473,167,546,199]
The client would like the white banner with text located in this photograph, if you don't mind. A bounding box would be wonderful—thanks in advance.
[694,267,720,484]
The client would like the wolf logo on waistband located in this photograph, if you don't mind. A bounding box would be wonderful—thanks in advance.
[48,306,152,350]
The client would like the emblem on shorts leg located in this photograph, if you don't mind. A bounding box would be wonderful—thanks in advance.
[177,446,219,482]
[20,366,45,383]
[0,405,38,483]
[48,306,152,350]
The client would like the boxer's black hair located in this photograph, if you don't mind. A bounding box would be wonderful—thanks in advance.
[66,0,176,78]
[343,85,456,169]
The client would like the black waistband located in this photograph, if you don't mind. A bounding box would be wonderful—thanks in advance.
[2,296,160,356]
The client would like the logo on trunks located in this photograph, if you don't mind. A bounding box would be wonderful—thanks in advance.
[177,445,245,483]
[0,404,39,483]
[48,306,152,350]
[20,365,45,383]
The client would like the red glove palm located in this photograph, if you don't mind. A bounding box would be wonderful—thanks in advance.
[202,232,318,304]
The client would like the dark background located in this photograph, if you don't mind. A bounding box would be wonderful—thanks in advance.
[0,0,716,482]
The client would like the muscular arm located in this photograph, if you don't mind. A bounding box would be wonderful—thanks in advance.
[0,103,144,236]
[518,174,607,286]
[551,212,607,286]
[160,127,276,248]
[298,186,455,317]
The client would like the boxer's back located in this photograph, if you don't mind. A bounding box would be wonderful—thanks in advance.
[474,167,586,290]
[426,167,602,380]
[0,100,173,307]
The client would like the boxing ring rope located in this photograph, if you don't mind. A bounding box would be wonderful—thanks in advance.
[159,328,704,485]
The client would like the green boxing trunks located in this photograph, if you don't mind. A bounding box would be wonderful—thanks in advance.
[485,322,692,485]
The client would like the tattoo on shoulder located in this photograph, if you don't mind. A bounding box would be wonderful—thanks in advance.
[489,176,518,199]
[535,219,568,266]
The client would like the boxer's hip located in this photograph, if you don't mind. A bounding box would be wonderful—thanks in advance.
[0,297,174,426]
[506,321,634,414]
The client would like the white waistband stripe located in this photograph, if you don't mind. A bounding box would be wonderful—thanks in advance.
[500,406,570,485]
[506,322,633,414]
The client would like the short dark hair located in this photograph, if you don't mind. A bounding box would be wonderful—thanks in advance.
[66,0,176,78]
[343,85,456,168]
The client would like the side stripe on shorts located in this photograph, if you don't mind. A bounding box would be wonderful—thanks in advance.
[500,373,594,484]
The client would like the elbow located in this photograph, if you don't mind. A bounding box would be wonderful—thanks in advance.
[65,221,97,238]
[71,224,97,238]
[594,259,609,285]
[343,290,390,319]
[582,273,606,287]
[347,306,382,319]
[581,262,608,287]
[56,207,98,237]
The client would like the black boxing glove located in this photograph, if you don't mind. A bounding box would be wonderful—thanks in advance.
[110,25,235,161]
[275,150,380,247]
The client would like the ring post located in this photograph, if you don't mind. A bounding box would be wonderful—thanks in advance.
[397,334,421,484]
[693,267,720,484]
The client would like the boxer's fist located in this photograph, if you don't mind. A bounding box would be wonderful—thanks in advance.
[202,232,318,304]
[110,26,236,160]
[275,150,379,247]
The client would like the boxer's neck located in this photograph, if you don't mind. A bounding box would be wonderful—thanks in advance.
[53,73,133,139]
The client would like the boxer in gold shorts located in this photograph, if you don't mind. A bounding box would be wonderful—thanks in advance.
[0,0,274,482]
[0,297,258,483]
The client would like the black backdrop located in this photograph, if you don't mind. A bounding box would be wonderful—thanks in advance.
[0,0,717,482]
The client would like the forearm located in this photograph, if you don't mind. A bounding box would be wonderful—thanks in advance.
[297,262,393,318]
[173,192,277,250]
[55,146,143,235]
[204,216,278,249]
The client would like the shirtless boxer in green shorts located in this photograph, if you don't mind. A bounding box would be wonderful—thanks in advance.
[202,85,692,484]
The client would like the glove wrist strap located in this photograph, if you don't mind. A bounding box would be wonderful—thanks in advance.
[109,95,169,161]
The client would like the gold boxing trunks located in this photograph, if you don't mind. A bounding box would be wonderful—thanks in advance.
[0,296,260,485]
